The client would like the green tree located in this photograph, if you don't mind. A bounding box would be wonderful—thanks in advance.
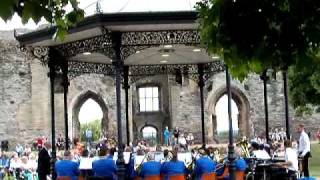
[0,0,84,41]
[80,119,102,142]
[196,0,320,80]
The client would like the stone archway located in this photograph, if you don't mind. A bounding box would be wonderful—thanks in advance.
[71,90,108,139]
[208,87,250,140]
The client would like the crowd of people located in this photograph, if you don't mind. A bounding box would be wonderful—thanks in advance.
[0,123,313,180]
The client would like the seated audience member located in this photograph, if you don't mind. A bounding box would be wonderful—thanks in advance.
[250,142,270,160]
[194,148,216,180]
[139,153,161,178]
[276,140,298,180]
[161,150,187,179]
[92,148,117,179]
[55,151,79,180]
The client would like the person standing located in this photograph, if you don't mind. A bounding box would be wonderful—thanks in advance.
[173,127,180,146]
[297,124,311,177]
[85,129,93,147]
[37,142,51,180]
[163,126,170,147]
[276,140,299,180]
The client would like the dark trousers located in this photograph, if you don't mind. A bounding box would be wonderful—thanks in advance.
[38,173,47,180]
[302,152,311,177]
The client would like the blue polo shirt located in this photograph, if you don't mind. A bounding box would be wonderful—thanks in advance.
[235,158,247,171]
[55,160,79,180]
[139,161,161,177]
[194,156,216,179]
[161,160,187,179]
[92,157,117,179]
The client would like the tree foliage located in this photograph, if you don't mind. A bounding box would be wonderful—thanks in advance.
[196,0,320,80]
[0,0,84,41]
[80,119,102,142]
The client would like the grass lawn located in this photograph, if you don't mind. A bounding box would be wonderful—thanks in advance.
[310,142,320,178]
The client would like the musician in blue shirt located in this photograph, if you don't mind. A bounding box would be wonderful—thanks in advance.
[224,147,247,180]
[55,151,79,180]
[92,148,117,179]
[194,148,216,179]
[161,150,187,179]
[139,153,161,178]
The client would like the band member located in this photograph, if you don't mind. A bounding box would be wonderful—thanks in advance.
[234,147,247,172]
[55,151,79,180]
[161,149,171,163]
[250,142,270,160]
[92,148,117,179]
[161,150,187,179]
[297,124,311,177]
[194,148,216,179]
[276,140,298,180]
[139,153,161,178]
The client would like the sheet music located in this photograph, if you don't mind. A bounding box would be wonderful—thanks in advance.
[135,155,147,167]
[177,152,192,163]
[154,152,164,162]
[113,152,131,164]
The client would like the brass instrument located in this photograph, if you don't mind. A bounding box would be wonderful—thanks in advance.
[213,148,223,163]
[134,153,148,175]
[236,137,250,158]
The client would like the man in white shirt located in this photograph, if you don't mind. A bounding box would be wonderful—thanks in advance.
[297,124,311,177]
[276,140,298,180]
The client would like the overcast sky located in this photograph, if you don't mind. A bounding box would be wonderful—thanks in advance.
[0,0,200,30]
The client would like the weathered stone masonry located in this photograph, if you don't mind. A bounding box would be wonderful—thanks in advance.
[0,30,319,148]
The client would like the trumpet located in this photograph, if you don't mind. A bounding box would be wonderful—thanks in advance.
[236,137,250,158]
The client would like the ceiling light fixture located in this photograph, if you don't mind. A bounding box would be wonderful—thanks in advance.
[136,50,141,54]
[212,56,220,59]
[160,60,168,63]
[193,48,201,52]
[83,52,91,55]
[162,54,170,57]
[164,45,173,48]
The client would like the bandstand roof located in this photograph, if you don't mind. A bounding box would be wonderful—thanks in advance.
[15,11,198,47]
[15,11,224,82]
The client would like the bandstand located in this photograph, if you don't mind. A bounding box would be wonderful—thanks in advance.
[15,11,291,179]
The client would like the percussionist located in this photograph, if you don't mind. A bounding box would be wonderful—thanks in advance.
[276,140,298,180]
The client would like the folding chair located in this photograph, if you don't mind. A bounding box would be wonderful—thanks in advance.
[201,172,217,180]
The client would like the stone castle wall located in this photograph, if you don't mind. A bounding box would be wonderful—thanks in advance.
[0,30,319,149]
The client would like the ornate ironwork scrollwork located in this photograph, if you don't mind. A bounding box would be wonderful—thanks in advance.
[122,30,200,46]
[203,61,225,82]
[68,61,116,80]
[28,46,50,65]
[121,30,200,60]
[127,61,225,85]
[54,33,114,59]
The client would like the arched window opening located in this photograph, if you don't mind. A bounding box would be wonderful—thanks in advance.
[78,98,103,142]
[215,94,239,137]
[142,126,157,146]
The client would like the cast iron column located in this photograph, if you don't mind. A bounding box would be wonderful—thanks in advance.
[62,61,69,150]
[123,66,130,145]
[112,32,126,178]
[261,70,269,144]
[198,64,206,146]
[226,67,235,180]
[48,50,57,180]
[283,70,290,139]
